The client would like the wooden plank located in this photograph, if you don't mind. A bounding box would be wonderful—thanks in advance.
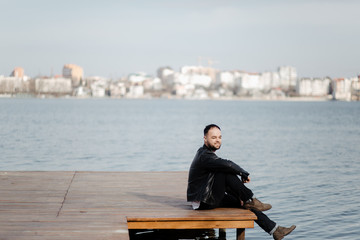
[127,220,254,229]
[126,208,257,222]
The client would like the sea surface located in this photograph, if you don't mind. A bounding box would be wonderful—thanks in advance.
[1,98,359,239]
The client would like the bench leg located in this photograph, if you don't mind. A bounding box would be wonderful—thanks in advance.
[219,228,226,239]
[236,228,245,240]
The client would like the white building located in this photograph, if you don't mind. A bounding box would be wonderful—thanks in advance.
[312,78,330,96]
[234,70,283,91]
[109,82,126,97]
[0,76,30,93]
[74,86,91,97]
[90,81,107,97]
[271,72,281,89]
[157,67,175,86]
[297,78,312,96]
[180,65,218,83]
[260,71,281,91]
[128,72,149,84]
[127,85,144,98]
[173,73,189,85]
[333,78,352,101]
[350,77,360,100]
[190,74,212,88]
[151,77,163,91]
[35,77,72,94]
[278,66,297,89]
[238,72,262,90]
[218,71,235,88]
[173,73,212,88]
[296,77,330,96]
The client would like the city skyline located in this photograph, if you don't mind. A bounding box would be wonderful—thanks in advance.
[1,1,359,79]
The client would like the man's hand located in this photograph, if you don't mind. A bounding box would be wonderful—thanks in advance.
[242,176,251,183]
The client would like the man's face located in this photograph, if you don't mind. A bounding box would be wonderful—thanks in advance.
[204,127,222,151]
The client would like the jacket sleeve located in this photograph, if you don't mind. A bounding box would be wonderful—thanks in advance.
[201,151,249,178]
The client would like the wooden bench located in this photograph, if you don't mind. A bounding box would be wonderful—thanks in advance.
[127,207,256,240]
[0,171,256,240]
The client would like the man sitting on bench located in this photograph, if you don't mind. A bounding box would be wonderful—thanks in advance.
[187,124,296,240]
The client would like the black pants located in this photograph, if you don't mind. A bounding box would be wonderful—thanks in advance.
[198,172,276,234]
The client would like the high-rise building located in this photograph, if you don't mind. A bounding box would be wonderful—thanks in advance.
[10,67,24,78]
[62,64,83,86]
[278,66,297,89]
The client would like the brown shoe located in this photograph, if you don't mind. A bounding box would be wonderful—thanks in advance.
[243,198,272,211]
[273,225,296,240]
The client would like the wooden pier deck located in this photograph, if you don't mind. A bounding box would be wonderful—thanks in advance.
[0,171,256,240]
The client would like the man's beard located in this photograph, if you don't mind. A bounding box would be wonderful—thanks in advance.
[208,143,221,152]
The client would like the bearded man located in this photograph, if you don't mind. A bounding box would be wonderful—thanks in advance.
[187,124,295,240]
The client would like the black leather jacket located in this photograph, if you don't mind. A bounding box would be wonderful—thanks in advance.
[187,144,250,206]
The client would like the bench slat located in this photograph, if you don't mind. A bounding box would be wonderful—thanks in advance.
[127,220,255,229]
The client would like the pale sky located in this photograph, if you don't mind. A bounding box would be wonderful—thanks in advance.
[1,0,359,78]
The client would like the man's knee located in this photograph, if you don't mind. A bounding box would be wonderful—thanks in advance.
[225,173,243,185]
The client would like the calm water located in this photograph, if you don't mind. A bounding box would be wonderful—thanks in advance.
[1,98,359,239]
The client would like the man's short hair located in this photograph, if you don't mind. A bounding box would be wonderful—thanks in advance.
[204,124,221,136]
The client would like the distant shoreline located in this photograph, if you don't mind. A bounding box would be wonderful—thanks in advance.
[0,94,336,102]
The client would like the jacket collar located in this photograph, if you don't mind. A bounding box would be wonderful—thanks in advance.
[203,144,215,152]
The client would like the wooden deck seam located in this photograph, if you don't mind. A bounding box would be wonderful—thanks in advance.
[56,171,76,217]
